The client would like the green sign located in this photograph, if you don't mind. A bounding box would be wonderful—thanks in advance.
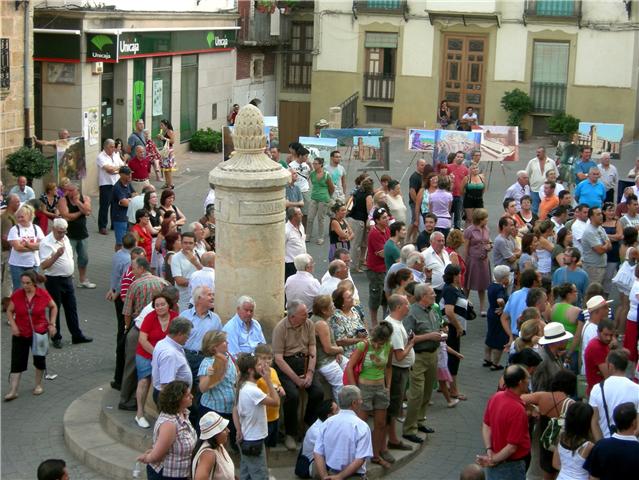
[86,33,118,63]
[118,29,236,59]
[34,33,81,62]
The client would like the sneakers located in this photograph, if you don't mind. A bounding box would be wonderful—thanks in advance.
[135,416,150,428]
[284,435,297,451]
[447,398,460,408]
[78,280,96,289]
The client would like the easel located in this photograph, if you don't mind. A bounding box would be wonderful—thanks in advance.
[485,161,506,189]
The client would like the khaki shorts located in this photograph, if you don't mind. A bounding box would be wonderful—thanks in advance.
[359,382,389,411]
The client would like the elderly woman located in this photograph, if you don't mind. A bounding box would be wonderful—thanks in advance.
[484,265,510,370]
[135,292,179,428]
[4,270,57,400]
[191,411,235,480]
[330,287,368,358]
[197,331,238,448]
[159,189,186,230]
[138,380,197,480]
[386,180,407,224]
[311,295,345,399]
[7,204,45,290]
[463,208,491,314]
[306,157,335,245]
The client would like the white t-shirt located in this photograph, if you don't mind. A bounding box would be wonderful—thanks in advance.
[289,160,310,193]
[170,251,199,311]
[589,375,639,437]
[629,280,639,322]
[96,151,123,186]
[238,382,267,441]
[302,418,323,462]
[386,315,414,368]
[580,321,598,375]
[8,223,45,267]
[571,219,588,253]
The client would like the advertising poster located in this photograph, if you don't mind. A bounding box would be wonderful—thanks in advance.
[320,128,384,147]
[299,136,338,162]
[87,107,99,146]
[152,79,163,116]
[56,136,86,181]
[433,130,482,166]
[264,116,279,149]
[477,125,518,162]
[577,122,623,159]
[407,129,435,152]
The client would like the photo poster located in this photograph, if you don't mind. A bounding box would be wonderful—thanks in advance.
[577,122,624,159]
[56,136,86,181]
[264,116,279,150]
[433,130,483,167]
[477,125,519,162]
[299,136,338,163]
[87,107,99,146]
[320,128,384,147]
[407,128,435,152]
[353,136,390,171]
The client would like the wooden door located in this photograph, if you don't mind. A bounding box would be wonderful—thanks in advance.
[279,100,311,148]
[439,35,487,124]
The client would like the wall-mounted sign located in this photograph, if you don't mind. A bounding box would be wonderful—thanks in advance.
[86,33,118,63]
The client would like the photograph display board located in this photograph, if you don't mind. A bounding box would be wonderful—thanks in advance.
[299,136,338,162]
[320,128,383,146]
[477,125,519,162]
[56,136,86,181]
[433,130,482,166]
[407,129,435,152]
[577,122,623,159]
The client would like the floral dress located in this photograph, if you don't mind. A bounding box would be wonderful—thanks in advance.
[329,307,367,357]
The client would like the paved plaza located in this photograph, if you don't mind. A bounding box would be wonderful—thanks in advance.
[2,133,638,479]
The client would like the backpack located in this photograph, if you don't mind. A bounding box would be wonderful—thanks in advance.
[540,395,573,452]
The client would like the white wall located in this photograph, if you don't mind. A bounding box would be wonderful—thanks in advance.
[422,0,497,13]
[38,0,236,13]
[582,0,628,23]
[494,24,527,82]
[316,13,359,72]
[197,51,235,132]
[401,19,434,77]
[574,29,635,88]
[233,77,277,116]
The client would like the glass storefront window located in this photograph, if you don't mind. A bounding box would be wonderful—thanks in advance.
[180,55,198,142]
[152,57,172,146]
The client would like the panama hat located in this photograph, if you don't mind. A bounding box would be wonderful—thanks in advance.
[538,322,574,346]
[199,411,229,440]
[584,295,613,313]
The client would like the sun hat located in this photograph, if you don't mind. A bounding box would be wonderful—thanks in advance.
[315,118,329,128]
[199,411,229,440]
[538,322,574,346]
[584,295,613,313]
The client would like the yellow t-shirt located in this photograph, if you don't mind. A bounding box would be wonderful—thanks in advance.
[256,367,282,422]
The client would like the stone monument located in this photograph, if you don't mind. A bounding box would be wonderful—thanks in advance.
[209,105,290,338]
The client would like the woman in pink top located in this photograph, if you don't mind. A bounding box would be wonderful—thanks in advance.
[429,176,453,238]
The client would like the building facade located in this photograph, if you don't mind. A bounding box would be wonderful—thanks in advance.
[309,0,639,139]
[32,0,238,195]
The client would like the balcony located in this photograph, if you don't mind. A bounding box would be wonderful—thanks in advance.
[353,0,408,16]
[531,82,567,114]
[524,0,582,26]
[238,9,287,45]
[364,73,395,102]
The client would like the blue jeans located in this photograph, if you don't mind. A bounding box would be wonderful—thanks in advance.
[68,237,89,268]
[98,184,113,230]
[113,221,128,246]
[145,465,186,480]
[239,443,268,480]
[486,459,526,480]
[10,265,36,291]
[530,191,541,215]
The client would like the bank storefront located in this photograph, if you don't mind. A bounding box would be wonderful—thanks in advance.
[33,10,238,195]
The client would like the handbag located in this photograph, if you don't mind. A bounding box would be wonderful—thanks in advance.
[159,140,170,159]
[540,395,573,452]
[342,341,369,386]
[240,439,264,457]
[26,296,49,357]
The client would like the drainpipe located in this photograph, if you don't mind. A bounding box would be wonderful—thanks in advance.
[20,0,32,147]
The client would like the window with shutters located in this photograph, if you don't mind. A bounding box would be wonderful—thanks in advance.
[531,41,569,113]
[283,22,313,91]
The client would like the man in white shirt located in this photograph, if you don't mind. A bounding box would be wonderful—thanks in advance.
[151,317,193,396]
[570,204,590,253]
[96,138,123,235]
[8,176,35,204]
[525,147,558,215]
[422,231,450,297]
[127,184,155,225]
[285,253,320,311]
[296,399,338,479]
[459,106,478,130]
[313,385,373,479]
[318,259,348,296]
[285,207,306,280]
[620,194,639,229]
[39,218,92,348]
[627,157,639,179]
[598,152,618,203]
[188,251,215,305]
[589,349,639,439]
[170,232,202,312]
[504,171,531,211]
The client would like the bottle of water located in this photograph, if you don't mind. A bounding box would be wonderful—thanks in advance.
[132,461,141,478]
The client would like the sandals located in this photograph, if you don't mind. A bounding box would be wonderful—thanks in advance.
[4,392,18,402]
[482,360,493,368]
[447,398,460,408]
[371,456,392,468]
[387,441,413,451]
[33,386,44,396]
[451,393,467,401]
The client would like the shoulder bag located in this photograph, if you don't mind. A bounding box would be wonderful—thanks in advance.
[600,378,617,436]
[540,394,573,452]
[342,341,369,385]
[26,295,49,357]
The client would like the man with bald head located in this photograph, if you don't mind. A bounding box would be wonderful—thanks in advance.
[128,144,151,193]
[318,259,348,296]
[97,138,124,234]
[597,152,618,203]
[188,251,216,306]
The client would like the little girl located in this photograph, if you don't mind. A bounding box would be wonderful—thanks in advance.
[437,326,464,408]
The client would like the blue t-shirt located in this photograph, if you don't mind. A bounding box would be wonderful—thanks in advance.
[574,179,605,208]
[111,181,134,222]
[574,160,597,183]
[552,267,589,305]
[503,287,529,336]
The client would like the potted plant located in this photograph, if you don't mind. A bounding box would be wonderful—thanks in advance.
[6,147,53,186]
[500,88,533,142]
[546,112,580,143]
[256,0,277,14]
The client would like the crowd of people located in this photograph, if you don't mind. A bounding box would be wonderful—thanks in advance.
[4,127,639,480]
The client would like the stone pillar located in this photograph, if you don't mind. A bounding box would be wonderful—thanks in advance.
[329,107,342,129]
[209,105,290,339]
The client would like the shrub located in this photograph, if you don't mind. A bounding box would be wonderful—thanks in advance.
[6,147,53,182]
[190,128,222,153]
[547,113,580,136]
[500,88,533,127]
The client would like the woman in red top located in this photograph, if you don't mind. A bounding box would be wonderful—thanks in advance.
[134,292,178,428]
[5,270,57,401]
[130,209,153,262]
[366,207,391,326]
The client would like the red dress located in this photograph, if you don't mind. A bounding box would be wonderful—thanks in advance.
[131,223,152,260]
[445,246,466,287]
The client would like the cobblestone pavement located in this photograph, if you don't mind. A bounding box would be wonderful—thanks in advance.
[2,134,637,480]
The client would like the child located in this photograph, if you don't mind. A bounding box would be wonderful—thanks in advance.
[437,326,464,408]
[254,344,285,450]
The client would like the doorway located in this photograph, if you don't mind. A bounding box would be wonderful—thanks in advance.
[439,34,487,124]
[101,62,114,145]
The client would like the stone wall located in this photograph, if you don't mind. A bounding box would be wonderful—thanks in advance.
[0,2,33,184]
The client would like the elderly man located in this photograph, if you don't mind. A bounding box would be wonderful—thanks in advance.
[122,257,168,330]
[574,167,606,208]
[127,184,155,226]
[406,252,426,283]
[504,171,531,211]
[285,207,306,280]
[9,176,35,204]
[318,260,348,296]
[151,317,193,399]
[171,232,203,312]
[111,166,135,249]
[532,322,573,392]
[285,253,320,311]
[402,283,443,444]
[96,138,124,234]
[189,222,209,257]
[273,300,323,451]
[1,194,19,307]
[574,146,597,184]
[321,248,361,304]
[223,295,266,358]
[581,207,611,286]
[180,285,222,370]
[538,181,559,221]
[422,231,450,299]
[188,251,215,305]
[313,385,373,479]
[384,244,417,295]
[525,147,558,214]
[128,145,151,192]
[39,218,92,349]
[598,152,618,203]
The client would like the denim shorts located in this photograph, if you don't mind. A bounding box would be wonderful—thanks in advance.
[69,237,89,268]
[135,354,152,379]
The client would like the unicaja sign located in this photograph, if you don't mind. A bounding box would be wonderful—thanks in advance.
[120,38,140,55]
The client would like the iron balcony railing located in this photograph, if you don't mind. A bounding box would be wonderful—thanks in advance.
[531,81,567,114]
[524,0,582,19]
[363,73,395,102]
[339,92,359,128]
[353,0,407,14]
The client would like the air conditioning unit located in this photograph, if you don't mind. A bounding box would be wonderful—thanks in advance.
[92,62,104,75]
